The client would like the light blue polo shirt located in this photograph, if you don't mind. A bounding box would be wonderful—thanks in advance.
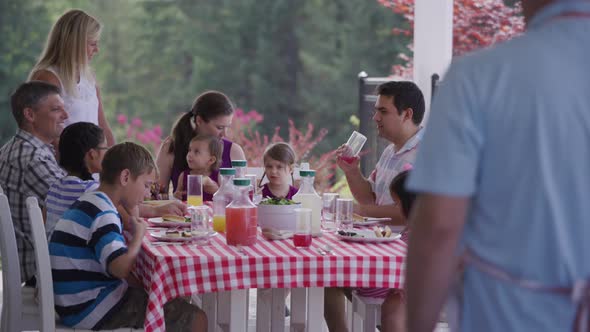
[408,2,590,331]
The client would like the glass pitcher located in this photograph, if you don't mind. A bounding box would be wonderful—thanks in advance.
[292,170,322,235]
[226,178,258,246]
[212,168,236,232]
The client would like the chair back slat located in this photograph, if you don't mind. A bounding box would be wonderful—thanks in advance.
[26,197,56,332]
[0,193,22,332]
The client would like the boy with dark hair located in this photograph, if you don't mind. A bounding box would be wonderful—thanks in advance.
[49,142,206,331]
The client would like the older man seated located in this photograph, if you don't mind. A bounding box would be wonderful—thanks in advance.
[0,82,187,286]
[0,81,68,284]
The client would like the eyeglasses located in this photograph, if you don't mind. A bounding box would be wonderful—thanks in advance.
[94,146,109,151]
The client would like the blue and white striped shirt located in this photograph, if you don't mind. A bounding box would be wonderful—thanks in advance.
[45,176,99,239]
[49,191,128,329]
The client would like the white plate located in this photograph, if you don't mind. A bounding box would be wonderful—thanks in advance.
[336,229,401,243]
[353,219,389,226]
[352,220,404,232]
[352,214,392,225]
[150,230,216,242]
[143,199,180,206]
[147,216,190,228]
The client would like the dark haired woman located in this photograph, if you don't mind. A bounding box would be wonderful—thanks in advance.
[45,122,106,238]
[156,90,246,197]
[45,123,188,238]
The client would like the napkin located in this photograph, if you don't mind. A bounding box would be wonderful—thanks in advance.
[261,227,293,240]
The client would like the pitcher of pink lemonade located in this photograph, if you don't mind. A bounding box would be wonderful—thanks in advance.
[226,178,258,246]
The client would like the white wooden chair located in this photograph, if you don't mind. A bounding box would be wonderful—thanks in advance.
[25,196,142,332]
[351,291,384,332]
[0,193,43,332]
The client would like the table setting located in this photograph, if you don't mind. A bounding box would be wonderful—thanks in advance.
[133,165,407,331]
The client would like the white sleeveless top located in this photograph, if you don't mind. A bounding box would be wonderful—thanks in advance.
[46,67,99,125]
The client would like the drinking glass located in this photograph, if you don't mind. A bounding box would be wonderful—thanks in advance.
[245,174,261,203]
[322,193,339,231]
[293,208,312,247]
[336,198,354,231]
[341,131,367,162]
[187,174,203,206]
[189,205,211,245]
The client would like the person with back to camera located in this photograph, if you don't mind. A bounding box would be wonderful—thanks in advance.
[29,9,115,146]
[405,1,590,331]
[156,91,246,198]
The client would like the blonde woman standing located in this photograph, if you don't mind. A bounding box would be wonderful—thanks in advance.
[29,9,115,146]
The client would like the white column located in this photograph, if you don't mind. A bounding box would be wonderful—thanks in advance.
[413,0,454,117]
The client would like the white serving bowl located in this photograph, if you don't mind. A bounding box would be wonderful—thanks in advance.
[257,202,301,232]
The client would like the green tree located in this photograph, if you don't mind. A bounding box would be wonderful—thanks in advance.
[1,0,408,156]
[0,0,52,144]
[298,0,408,151]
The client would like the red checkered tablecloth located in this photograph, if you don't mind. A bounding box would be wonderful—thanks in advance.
[135,229,407,332]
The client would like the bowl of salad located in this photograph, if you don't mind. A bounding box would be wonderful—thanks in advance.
[257,198,301,232]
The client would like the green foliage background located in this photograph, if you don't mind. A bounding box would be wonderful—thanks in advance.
[0,0,409,152]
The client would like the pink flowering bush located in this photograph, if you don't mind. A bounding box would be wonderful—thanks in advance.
[115,108,339,192]
[234,108,264,126]
[378,0,524,77]
[227,109,338,193]
[114,114,163,155]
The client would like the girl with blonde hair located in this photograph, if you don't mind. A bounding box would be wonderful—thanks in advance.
[29,9,115,146]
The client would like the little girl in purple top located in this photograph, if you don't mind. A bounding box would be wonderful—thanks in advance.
[260,142,298,199]
[174,135,222,202]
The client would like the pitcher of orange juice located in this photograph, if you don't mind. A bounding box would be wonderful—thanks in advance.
[226,178,258,246]
[212,168,236,232]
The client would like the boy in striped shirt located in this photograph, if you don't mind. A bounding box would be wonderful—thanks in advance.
[49,142,206,330]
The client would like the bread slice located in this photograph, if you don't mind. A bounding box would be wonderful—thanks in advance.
[373,226,383,238]
[165,230,181,238]
[162,215,186,223]
[383,226,392,238]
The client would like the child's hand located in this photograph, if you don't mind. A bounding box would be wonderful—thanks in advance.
[203,176,220,194]
[130,216,147,239]
[154,201,187,217]
[173,190,185,200]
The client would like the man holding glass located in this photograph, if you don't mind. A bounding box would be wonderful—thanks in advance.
[325,81,425,331]
[335,81,425,224]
